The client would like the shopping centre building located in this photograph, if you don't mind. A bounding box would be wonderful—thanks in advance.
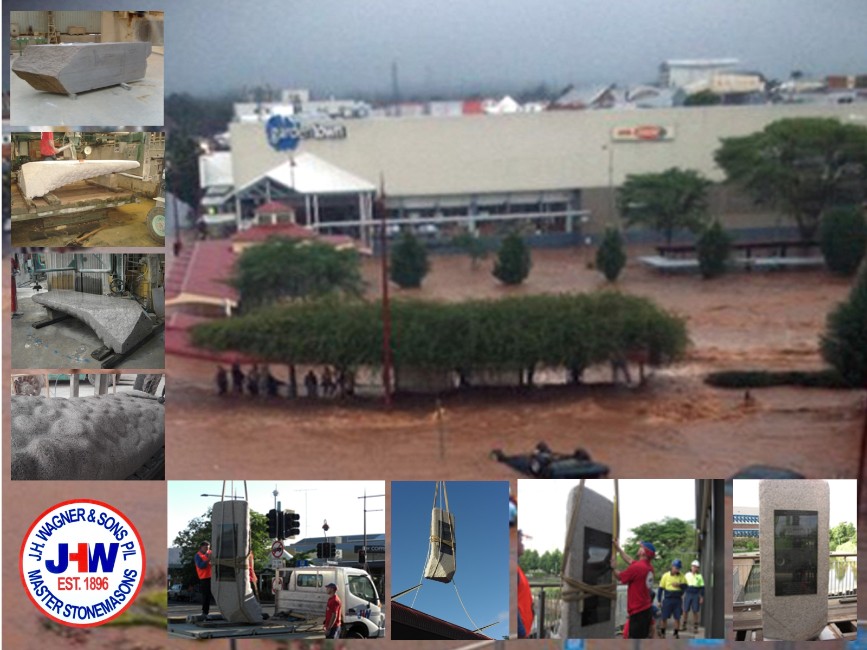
[201,103,867,247]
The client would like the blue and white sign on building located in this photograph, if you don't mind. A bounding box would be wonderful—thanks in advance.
[265,114,301,152]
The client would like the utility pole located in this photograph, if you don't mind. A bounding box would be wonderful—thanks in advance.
[294,487,317,539]
[377,177,393,407]
[358,490,384,571]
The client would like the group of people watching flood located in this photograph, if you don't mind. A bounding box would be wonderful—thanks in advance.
[214,363,355,399]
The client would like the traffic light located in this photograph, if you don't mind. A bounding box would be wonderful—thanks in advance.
[326,542,336,558]
[316,542,324,558]
[267,509,279,538]
[358,549,366,564]
[284,510,301,538]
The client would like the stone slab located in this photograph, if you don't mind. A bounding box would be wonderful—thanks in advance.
[559,484,615,639]
[12,41,151,95]
[10,392,164,480]
[759,480,829,640]
[32,290,156,354]
[211,500,263,623]
[19,160,140,199]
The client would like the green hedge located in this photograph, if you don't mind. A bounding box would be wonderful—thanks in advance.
[191,293,688,376]
[704,369,850,389]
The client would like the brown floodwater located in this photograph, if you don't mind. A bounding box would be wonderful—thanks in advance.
[166,249,864,482]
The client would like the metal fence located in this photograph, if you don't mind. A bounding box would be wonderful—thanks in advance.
[732,553,857,604]
[527,581,562,638]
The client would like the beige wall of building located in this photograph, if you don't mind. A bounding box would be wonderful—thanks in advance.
[229,103,867,234]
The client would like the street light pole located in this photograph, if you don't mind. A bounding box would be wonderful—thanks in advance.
[358,490,384,570]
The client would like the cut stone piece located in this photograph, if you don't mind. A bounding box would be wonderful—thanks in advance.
[12,42,151,95]
[211,500,263,623]
[424,507,457,583]
[19,160,140,199]
[10,392,164,480]
[31,290,156,354]
[759,480,829,641]
[559,484,615,639]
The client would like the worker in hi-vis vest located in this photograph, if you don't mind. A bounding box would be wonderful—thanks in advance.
[682,559,705,633]
[194,540,212,618]
[657,559,688,638]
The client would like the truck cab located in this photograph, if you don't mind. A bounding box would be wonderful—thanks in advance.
[275,565,385,638]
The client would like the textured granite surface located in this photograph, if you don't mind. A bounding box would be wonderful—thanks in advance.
[559,484,615,639]
[11,392,164,480]
[32,290,156,354]
[424,507,457,583]
[759,480,829,640]
[211,500,262,623]
[12,42,151,94]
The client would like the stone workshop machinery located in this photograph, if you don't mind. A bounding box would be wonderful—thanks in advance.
[25,253,164,368]
[12,41,151,98]
[9,131,165,245]
[10,373,165,481]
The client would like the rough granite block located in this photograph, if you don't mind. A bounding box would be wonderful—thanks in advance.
[19,160,140,199]
[211,500,263,623]
[759,480,829,640]
[559,484,615,639]
[10,392,164,480]
[12,42,151,95]
[32,290,156,354]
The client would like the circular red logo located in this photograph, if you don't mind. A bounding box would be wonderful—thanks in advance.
[19,499,146,627]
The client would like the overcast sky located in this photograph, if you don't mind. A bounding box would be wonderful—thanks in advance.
[732,479,856,527]
[518,479,696,554]
[6,0,867,96]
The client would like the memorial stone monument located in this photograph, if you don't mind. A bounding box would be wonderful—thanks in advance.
[559,484,615,638]
[759,480,829,640]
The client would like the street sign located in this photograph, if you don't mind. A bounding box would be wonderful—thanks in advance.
[271,540,284,558]
[265,114,300,152]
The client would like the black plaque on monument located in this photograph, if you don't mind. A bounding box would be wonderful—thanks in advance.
[581,526,613,626]
[773,509,818,596]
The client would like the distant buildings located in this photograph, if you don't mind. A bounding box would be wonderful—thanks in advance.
[733,507,760,538]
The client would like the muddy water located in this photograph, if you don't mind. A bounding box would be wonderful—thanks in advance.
[168,249,863,481]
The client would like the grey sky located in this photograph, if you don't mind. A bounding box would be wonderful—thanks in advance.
[6,0,867,96]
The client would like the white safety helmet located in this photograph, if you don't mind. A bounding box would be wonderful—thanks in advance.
[691,560,700,567]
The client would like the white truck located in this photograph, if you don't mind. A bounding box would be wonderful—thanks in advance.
[274,565,385,638]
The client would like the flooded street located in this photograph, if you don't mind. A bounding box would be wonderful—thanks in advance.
[166,249,865,481]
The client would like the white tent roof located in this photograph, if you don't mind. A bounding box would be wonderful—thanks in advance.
[236,151,376,196]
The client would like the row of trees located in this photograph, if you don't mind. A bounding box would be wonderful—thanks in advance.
[389,231,532,288]
[617,118,867,245]
[520,517,697,578]
[193,293,688,385]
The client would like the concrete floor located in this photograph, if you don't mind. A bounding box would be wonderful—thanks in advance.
[11,286,165,370]
[11,197,161,248]
[9,48,164,126]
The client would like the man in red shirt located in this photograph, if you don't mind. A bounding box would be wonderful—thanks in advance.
[517,530,534,638]
[324,582,343,638]
[612,540,656,639]
[40,132,59,160]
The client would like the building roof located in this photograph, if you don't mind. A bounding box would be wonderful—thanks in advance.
[166,240,238,305]
[232,222,319,243]
[391,602,492,641]
[254,201,295,215]
[235,151,376,197]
